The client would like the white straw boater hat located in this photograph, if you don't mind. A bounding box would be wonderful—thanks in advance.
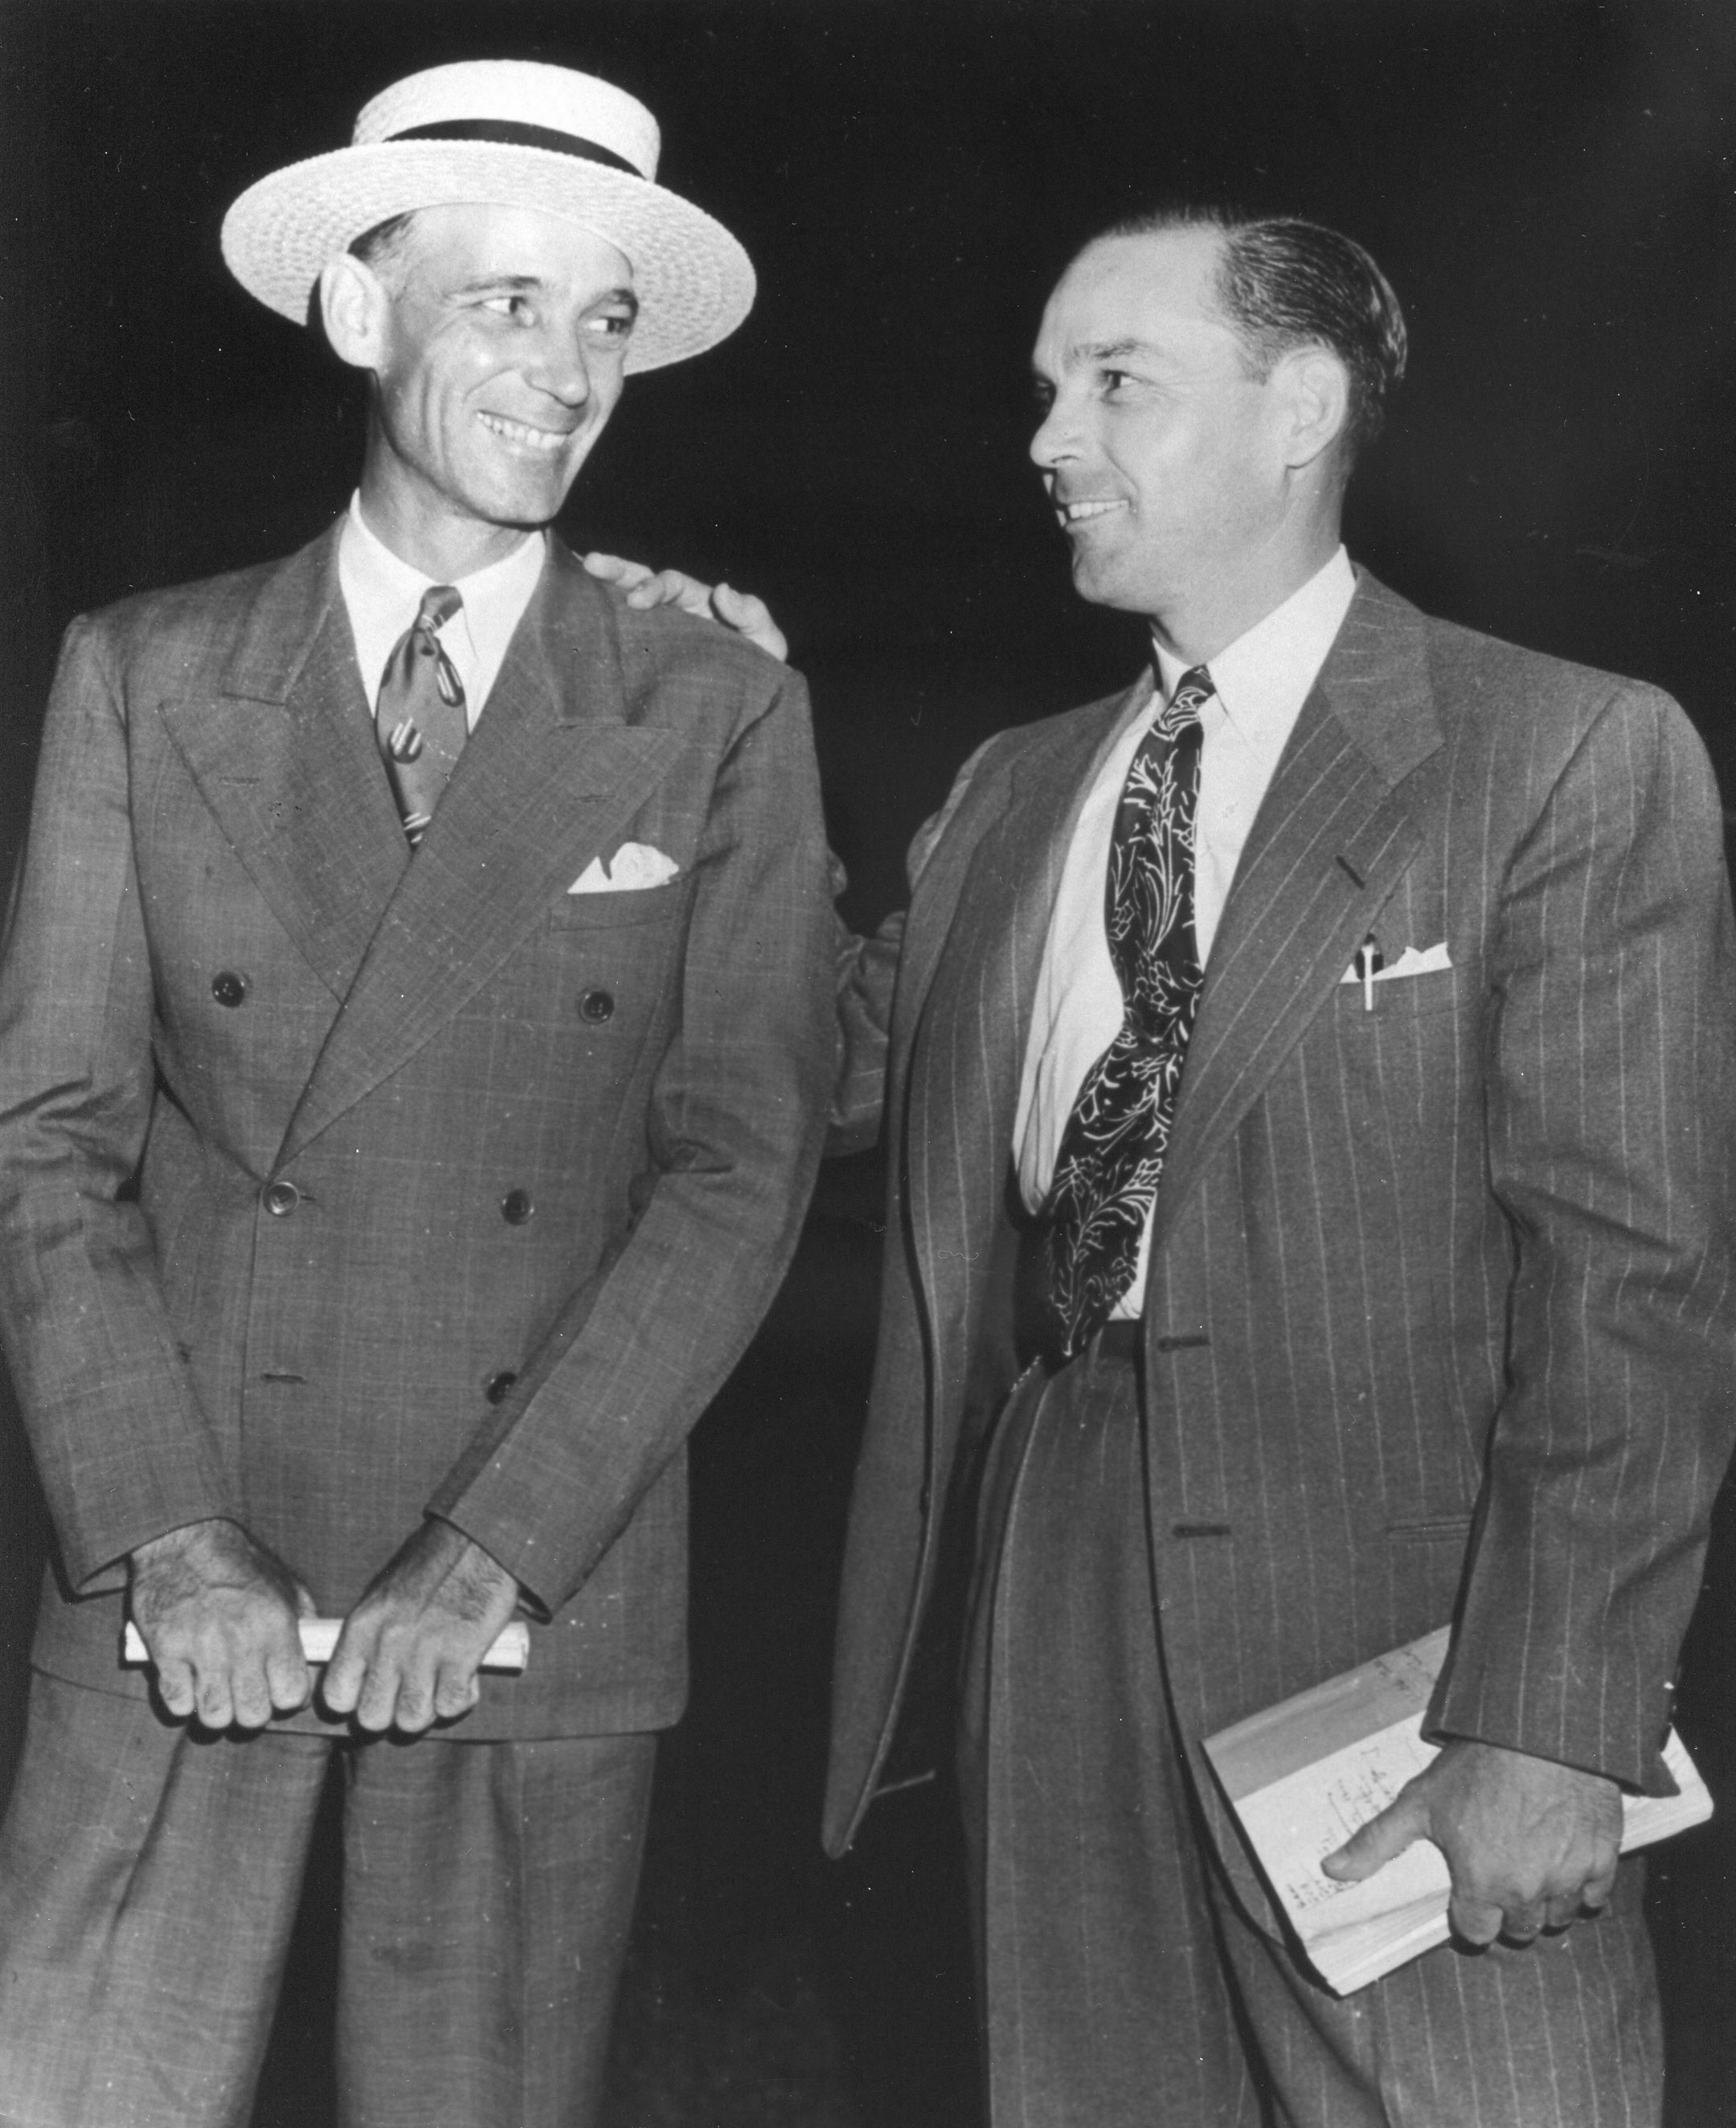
[221,59,755,371]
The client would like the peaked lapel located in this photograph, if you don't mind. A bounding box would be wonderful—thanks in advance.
[906,681,1150,1361]
[1149,576,1443,1260]
[276,546,684,1166]
[159,527,411,1004]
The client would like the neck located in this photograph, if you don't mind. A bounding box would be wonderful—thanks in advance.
[355,477,538,583]
[1150,520,1342,667]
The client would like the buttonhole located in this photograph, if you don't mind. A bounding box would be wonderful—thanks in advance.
[1172,1521,1232,1539]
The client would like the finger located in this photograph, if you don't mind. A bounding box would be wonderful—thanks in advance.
[371,1646,437,1735]
[264,1637,313,1714]
[1447,1893,1505,1947]
[1542,1890,1583,1932]
[1321,1798,1422,1882]
[228,1655,274,1732]
[625,568,699,609]
[193,1660,235,1733]
[321,1625,371,1716]
[1580,1858,1619,1913]
[1497,1901,1546,1946]
[713,584,788,661]
[353,1651,407,1733]
[154,1651,196,1721]
[580,551,651,587]
[432,1651,483,1724]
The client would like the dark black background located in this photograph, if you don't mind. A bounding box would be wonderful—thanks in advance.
[2,2,1733,2122]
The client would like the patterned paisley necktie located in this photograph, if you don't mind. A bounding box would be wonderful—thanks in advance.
[375,584,467,848]
[1042,665,1212,1357]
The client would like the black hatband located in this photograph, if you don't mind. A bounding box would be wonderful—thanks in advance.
[388,119,642,178]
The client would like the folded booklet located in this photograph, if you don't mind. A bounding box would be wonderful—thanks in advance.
[1203,1627,1711,1996]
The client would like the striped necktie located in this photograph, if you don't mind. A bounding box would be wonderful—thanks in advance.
[1042,665,1212,1357]
[375,583,467,848]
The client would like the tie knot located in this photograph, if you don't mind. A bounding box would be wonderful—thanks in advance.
[1156,664,1211,742]
[416,583,463,635]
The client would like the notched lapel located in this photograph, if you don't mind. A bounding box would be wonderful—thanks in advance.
[1151,580,1442,1257]
[160,532,410,1004]
[276,557,685,1165]
[907,683,1148,1349]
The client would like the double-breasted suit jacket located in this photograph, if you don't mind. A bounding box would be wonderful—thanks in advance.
[825,573,1736,1928]
[0,525,835,1740]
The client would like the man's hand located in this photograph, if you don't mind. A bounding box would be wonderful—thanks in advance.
[321,1520,522,1735]
[582,551,788,662]
[129,1516,314,1729]
[1321,1736,1623,1946]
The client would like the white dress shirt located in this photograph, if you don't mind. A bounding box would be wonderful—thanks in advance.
[1014,546,1357,1316]
[337,493,547,727]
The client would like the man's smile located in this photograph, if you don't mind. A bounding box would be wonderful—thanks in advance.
[1054,496,1130,526]
[477,411,575,454]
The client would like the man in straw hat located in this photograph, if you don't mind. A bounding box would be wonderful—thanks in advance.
[0,57,833,2126]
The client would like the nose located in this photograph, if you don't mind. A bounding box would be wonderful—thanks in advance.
[1030,391,1078,471]
[522,324,592,408]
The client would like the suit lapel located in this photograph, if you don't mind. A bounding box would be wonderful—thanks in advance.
[906,681,1149,1361]
[276,546,683,1165]
[160,528,411,1003]
[1150,577,1443,1258]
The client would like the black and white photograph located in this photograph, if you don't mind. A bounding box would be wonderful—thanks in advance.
[1,4,1733,2124]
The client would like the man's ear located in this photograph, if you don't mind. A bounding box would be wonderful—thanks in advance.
[319,252,392,374]
[1275,348,1351,473]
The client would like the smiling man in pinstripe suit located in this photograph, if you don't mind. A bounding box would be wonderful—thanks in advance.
[821,209,1736,2125]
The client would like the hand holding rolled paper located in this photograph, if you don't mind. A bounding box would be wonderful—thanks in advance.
[125,1615,529,1672]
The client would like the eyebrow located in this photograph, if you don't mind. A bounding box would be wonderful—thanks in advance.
[1070,336,1169,366]
[449,272,640,315]
[1032,335,1173,386]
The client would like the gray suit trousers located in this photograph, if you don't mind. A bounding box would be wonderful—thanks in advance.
[0,1672,654,2128]
[956,1334,1664,2128]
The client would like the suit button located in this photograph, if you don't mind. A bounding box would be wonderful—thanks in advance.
[501,1189,533,1226]
[211,971,248,1008]
[579,989,615,1023]
[263,1181,300,1217]
[485,1369,518,1405]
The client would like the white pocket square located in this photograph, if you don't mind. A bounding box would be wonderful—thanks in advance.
[1339,940,1453,984]
[568,843,680,894]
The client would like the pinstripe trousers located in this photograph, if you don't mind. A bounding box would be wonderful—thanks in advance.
[956,1332,1664,2128]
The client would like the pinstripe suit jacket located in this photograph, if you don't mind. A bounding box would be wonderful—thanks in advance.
[824,573,1736,1929]
[0,524,834,1740]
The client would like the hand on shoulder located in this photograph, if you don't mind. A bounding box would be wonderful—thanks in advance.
[583,551,788,663]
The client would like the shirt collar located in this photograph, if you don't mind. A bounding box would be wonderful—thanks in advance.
[338,493,547,700]
[1151,546,1356,749]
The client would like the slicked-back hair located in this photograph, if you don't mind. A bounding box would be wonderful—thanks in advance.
[1096,206,1408,469]
[349,211,422,288]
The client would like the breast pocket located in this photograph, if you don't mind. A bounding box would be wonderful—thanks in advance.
[548,879,690,931]
[1333,968,1463,1025]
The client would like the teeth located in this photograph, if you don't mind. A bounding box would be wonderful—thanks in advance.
[1059,497,1128,523]
[478,412,571,454]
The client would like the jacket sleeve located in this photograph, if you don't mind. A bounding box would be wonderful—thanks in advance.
[0,619,239,1590]
[829,736,996,1156]
[428,668,836,1614]
[1430,682,1736,1793]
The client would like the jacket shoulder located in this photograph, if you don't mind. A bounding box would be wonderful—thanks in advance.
[76,536,321,642]
[1347,573,1709,804]
[577,559,798,707]
[1364,574,1690,738]
[64,535,333,683]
